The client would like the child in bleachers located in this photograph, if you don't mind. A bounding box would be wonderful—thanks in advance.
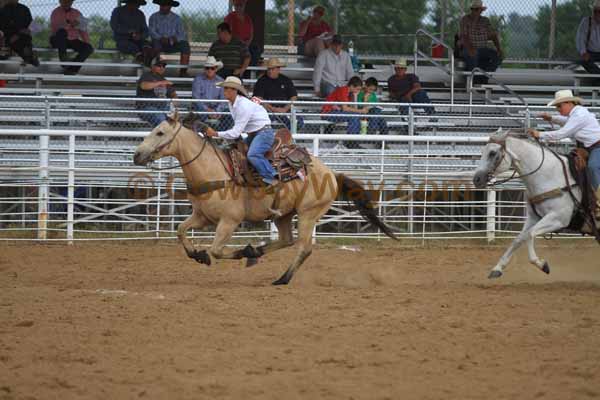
[357,77,388,135]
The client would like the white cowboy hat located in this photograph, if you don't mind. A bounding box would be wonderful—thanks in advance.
[393,58,408,68]
[470,0,487,10]
[265,57,286,69]
[546,89,583,107]
[216,76,248,97]
[203,56,223,70]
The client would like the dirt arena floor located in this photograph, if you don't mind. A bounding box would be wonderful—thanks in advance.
[1,240,599,400]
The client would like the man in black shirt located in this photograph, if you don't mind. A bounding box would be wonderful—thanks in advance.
[136,56,177,127]
[252,57,303,131]
[0,0,39,66]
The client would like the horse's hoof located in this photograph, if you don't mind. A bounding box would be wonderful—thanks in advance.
[246,258,258,268]
[541,261,550,274]
[488,270,503,279]
[190,249,211,266]
[272,274,290,286]
[241,244,264,259]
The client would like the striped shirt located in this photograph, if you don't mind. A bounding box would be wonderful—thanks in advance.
[208,38,250,71]
[149,11,186,42]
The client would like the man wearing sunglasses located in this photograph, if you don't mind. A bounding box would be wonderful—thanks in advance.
[191,56,233,130]
[136,56,177,127]
[576,0,600,85]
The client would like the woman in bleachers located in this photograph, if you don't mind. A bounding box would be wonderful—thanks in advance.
[50,0,94,75]
[298,5,333,58]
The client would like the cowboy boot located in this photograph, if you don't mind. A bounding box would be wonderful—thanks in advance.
[179,53,190,77]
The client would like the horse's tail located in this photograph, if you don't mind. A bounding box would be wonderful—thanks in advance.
[336,174,399,241]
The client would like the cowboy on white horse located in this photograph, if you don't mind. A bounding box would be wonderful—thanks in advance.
[528,89,600,210]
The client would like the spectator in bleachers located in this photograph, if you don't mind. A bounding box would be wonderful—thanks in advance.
[313,34,353,98]
[136,56,177,127]
[50,0,94,75]
[459,0,502,85]
[191,56,233,131]
[224,0,261,67]
[252,57,303,131]
[387,58,434,116]
[358,77,388,135]
[149,0,190,77]
[208,22,250,79]
[321,76,371,144]
[576,0,600,85]
[111,0,156,66]
[0,0,39,66]
[298,5,333,58]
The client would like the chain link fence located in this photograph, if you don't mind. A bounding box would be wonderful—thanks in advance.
[12,0,598,60]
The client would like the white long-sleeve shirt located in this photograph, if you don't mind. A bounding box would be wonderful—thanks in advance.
[217,95,271,140]
[542,105,600,148]
[312,48,354,92]
[576,16,600,54]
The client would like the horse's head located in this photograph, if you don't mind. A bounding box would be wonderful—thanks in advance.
[133,111,181,166]
[473,129,517,188]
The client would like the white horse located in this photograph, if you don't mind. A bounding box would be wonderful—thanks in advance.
[473,129,595,279]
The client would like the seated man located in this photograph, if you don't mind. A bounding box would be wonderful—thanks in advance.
[209,23,251,79]
[136,56,177,127]
[252,57,304,131]
[358,77,388,135]
[0,0,39,66]
[313,34,353,98]
[459,0,502,85]
[205,76,279,189]
[110,0,156,65]
[576,0,600,85]
[149,0,190,77]
[387,58,434,115]
[191,56,233,131]
[321,76,370,146]
[224,0,261,66]
[50,0,94,75]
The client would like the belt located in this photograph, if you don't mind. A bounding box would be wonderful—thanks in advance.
[247,125,271,137]
[586,140,600,151]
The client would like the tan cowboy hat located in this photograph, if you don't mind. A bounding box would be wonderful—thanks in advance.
[266,57,286,69]
[393,58,408,68]
[203,56,223,70]
[546,89,583,107]
[470,0,487,10]
[216,76,248,97]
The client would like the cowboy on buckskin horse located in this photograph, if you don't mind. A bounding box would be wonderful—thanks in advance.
[528,89,600,216]
[204,76,279,190]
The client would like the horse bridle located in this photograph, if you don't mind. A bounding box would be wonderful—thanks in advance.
[486,134,546,187]
[148,122,209,171]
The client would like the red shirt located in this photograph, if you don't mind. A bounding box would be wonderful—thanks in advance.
[303,20,331,42]
[224,11,253,44]
[322,86,352,113]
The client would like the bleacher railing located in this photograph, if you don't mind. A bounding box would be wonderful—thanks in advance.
[413,29,455,104]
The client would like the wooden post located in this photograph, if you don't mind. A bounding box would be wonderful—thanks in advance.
[288,0,295,47]
[549,0,557,58]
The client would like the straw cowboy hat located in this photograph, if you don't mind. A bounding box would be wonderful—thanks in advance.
[153,0,180,6]
[393,58,408,68]
[546,89,583,107]
[203,56,223,70]
[216,76,248,97]
[470,0,487,10]
[265,57,286,69]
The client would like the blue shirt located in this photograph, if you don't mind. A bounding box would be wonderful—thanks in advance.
[149,11,186,42]
[110,6,148,41]
[192,73,227,112]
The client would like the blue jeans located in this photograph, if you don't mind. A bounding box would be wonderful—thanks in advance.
[271,114,304,131]
[323,110,361,134]
[246,128,277,183]
[589,147,600,191]
[320,81,337,97]
[138,104,169,127]
[367,107,388,135]
[399,90,434,115]
[463,47,500,84]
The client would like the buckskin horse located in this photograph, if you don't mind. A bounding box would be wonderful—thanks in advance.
[133,112,397,285]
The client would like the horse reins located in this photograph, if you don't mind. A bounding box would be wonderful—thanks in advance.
[487,135,546,187]
[148,122,209,171]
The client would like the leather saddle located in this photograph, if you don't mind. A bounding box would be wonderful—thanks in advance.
[566,148,600,238]
[225,128,312,186]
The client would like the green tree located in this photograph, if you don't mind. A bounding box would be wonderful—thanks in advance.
[535,0,590,59]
